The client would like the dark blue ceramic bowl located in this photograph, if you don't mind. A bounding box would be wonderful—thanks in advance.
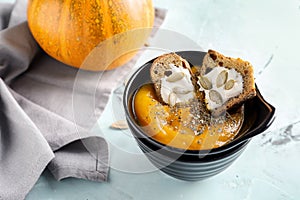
[123,51,275,181]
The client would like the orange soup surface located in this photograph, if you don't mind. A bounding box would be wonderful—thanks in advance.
[134,84,244,150]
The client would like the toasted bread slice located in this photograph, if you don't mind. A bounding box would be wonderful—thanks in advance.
[150,53,196,106]
[197,49,256,116]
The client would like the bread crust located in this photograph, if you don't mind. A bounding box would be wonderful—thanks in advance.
[150,53,192,104]
[200,49,256,115]
[149,50,256,117]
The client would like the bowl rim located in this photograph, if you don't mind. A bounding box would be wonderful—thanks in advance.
[123,50,276,156]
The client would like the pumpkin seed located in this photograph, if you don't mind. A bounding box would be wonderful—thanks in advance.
[168,92,177,106]
[166,72,184,82]
[216,70,228,88]
[198,76,212,90]
[224,79,235,90]
[209,90,223,105]
[173,87,192,94]
[110,120,128,130]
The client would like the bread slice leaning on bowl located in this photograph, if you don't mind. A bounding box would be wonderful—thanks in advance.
[150,53,198,107]
[150,50,256,117]
[196,49,256,116]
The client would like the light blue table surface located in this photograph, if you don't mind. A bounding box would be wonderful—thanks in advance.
[2,0,300,199]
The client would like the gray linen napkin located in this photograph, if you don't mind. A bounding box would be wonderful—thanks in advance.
[0,0,166,199]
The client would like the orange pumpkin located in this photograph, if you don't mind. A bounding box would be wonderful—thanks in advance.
[27,0,154,71]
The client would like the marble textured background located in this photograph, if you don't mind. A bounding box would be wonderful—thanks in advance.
[1,0,300,199]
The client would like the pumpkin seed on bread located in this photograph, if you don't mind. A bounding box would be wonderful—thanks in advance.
[197,49,256,116]
[150,53,197,107]
[150,50,256,117]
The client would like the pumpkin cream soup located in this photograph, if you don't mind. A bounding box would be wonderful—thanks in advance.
[134,84,244,150]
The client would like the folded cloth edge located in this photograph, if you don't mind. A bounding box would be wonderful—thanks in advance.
[0,78,55,200]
